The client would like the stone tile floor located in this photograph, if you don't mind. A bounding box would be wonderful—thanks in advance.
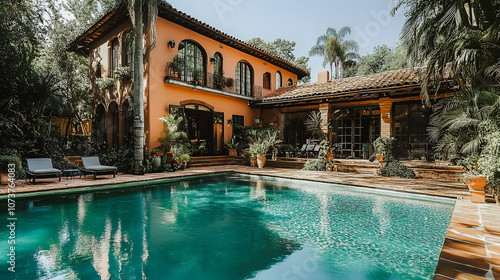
[0,165,498,279]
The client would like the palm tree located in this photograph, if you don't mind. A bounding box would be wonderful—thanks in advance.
[120,0,164,174]
[395,0,500,104]
[428,89,500,159]
[309,27,359,80]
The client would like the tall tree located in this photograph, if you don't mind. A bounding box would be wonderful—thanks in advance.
[345,44,411,77]
[123,0,163,174]
[246,37,311,83]
[393,0,500,104]
[309,27,359,80]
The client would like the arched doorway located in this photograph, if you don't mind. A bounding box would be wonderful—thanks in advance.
[108,101,119,148]
[184,104,213,155]
[95,104,107,144]
[122,99,132,143]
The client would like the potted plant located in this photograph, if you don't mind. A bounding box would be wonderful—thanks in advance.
[193,68,204,86]
[373,137,395,167]
[213,71,225,90]
[248,145,257,167]
[224,136,239,157]
[225,77,234,88]
[251,129,281,168]
[171,55,185,80]
[158,115,191,171]
[0,155,24,185]
[177,154,191,170]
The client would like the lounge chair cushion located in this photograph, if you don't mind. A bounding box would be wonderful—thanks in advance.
[84,165,117,171]
[27,158,56,171]
[31,169,62,175]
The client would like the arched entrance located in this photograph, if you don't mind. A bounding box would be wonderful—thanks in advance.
[172,101,224,155]
[95,104,107,144]
[108,101,119,148]
[184,104,213,155]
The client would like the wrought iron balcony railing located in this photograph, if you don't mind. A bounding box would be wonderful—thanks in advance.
[165,62,261,99]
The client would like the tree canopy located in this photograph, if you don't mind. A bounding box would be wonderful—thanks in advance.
[247,37,311,83]
[309,26,360,80]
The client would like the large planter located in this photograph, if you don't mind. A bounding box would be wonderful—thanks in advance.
[250,157,257,167]
[1,172,9,185]
[152,156,162,171]
[257,156,266,168]
[464,176,486,203]
[465,176,486,191]
[228,149,237,157]
[376,155,384,167]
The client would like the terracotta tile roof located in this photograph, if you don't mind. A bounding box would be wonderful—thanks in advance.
[259,67,426,103]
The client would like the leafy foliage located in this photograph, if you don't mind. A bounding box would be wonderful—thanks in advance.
[393,0,500,103]
[158,115,191,162]
[309,26,360,80]
[378,161,416,179]
[96,78,115,89]
[344,44,411,77]
[0,155,25,179]
[246,37,311,83]
[303,111,325,139]
[303,159,327,171]
[373,137,395,162]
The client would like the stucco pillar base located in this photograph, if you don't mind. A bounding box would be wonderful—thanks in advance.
[379,98,393,138]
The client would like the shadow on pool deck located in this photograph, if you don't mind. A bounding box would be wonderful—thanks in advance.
[0,165,498,280]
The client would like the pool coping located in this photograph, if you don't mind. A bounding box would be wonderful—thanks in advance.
[0,165,497,279]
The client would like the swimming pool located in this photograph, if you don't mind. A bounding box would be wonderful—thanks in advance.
[0,174,454,279]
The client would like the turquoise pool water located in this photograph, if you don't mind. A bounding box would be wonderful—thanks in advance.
[0,174,454,279]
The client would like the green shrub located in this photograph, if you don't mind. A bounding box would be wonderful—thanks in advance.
[303,159,326,171]
[373,137,395,162]
[0,155,25,179]
[378,161,416,179]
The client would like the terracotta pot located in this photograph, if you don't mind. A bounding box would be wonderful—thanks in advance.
[257,157,266,168]
[465,176,486,191]
[228,149,237,157]
[376,155,384,166]
[250,157,257,167]
[1,172,9,185]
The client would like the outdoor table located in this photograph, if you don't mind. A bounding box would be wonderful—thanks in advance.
[63,169,80,179]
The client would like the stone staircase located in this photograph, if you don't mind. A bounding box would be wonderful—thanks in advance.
[267,158,464,182]
[189,155,245,167]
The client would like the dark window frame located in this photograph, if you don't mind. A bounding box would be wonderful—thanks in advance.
[235,61,253,96]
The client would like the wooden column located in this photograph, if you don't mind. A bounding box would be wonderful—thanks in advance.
[379,98,393,138]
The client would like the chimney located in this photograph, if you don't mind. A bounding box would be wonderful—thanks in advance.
[318,68,330,83]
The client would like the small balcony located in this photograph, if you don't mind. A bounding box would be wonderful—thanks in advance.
[164,62,262,100]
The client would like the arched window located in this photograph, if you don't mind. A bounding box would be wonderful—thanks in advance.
[287,78,293,86]
[213,52,223,89]
[111,38,119,78]
[236,61,253,96]
[263,72,271,90]
[178,40,205,84]
[276,71,282,89]
[123,30,134,69]
[213,52,223,76]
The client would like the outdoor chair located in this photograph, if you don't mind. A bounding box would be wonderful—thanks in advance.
[81,157,118,179]
[26,158,62,183]
[306,144,316,158]
[313,145,321,156]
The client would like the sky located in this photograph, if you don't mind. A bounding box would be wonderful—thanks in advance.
[167,0,408,82]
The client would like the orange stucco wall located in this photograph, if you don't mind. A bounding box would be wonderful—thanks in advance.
[89,15,299,151]
[148,17,298,149]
